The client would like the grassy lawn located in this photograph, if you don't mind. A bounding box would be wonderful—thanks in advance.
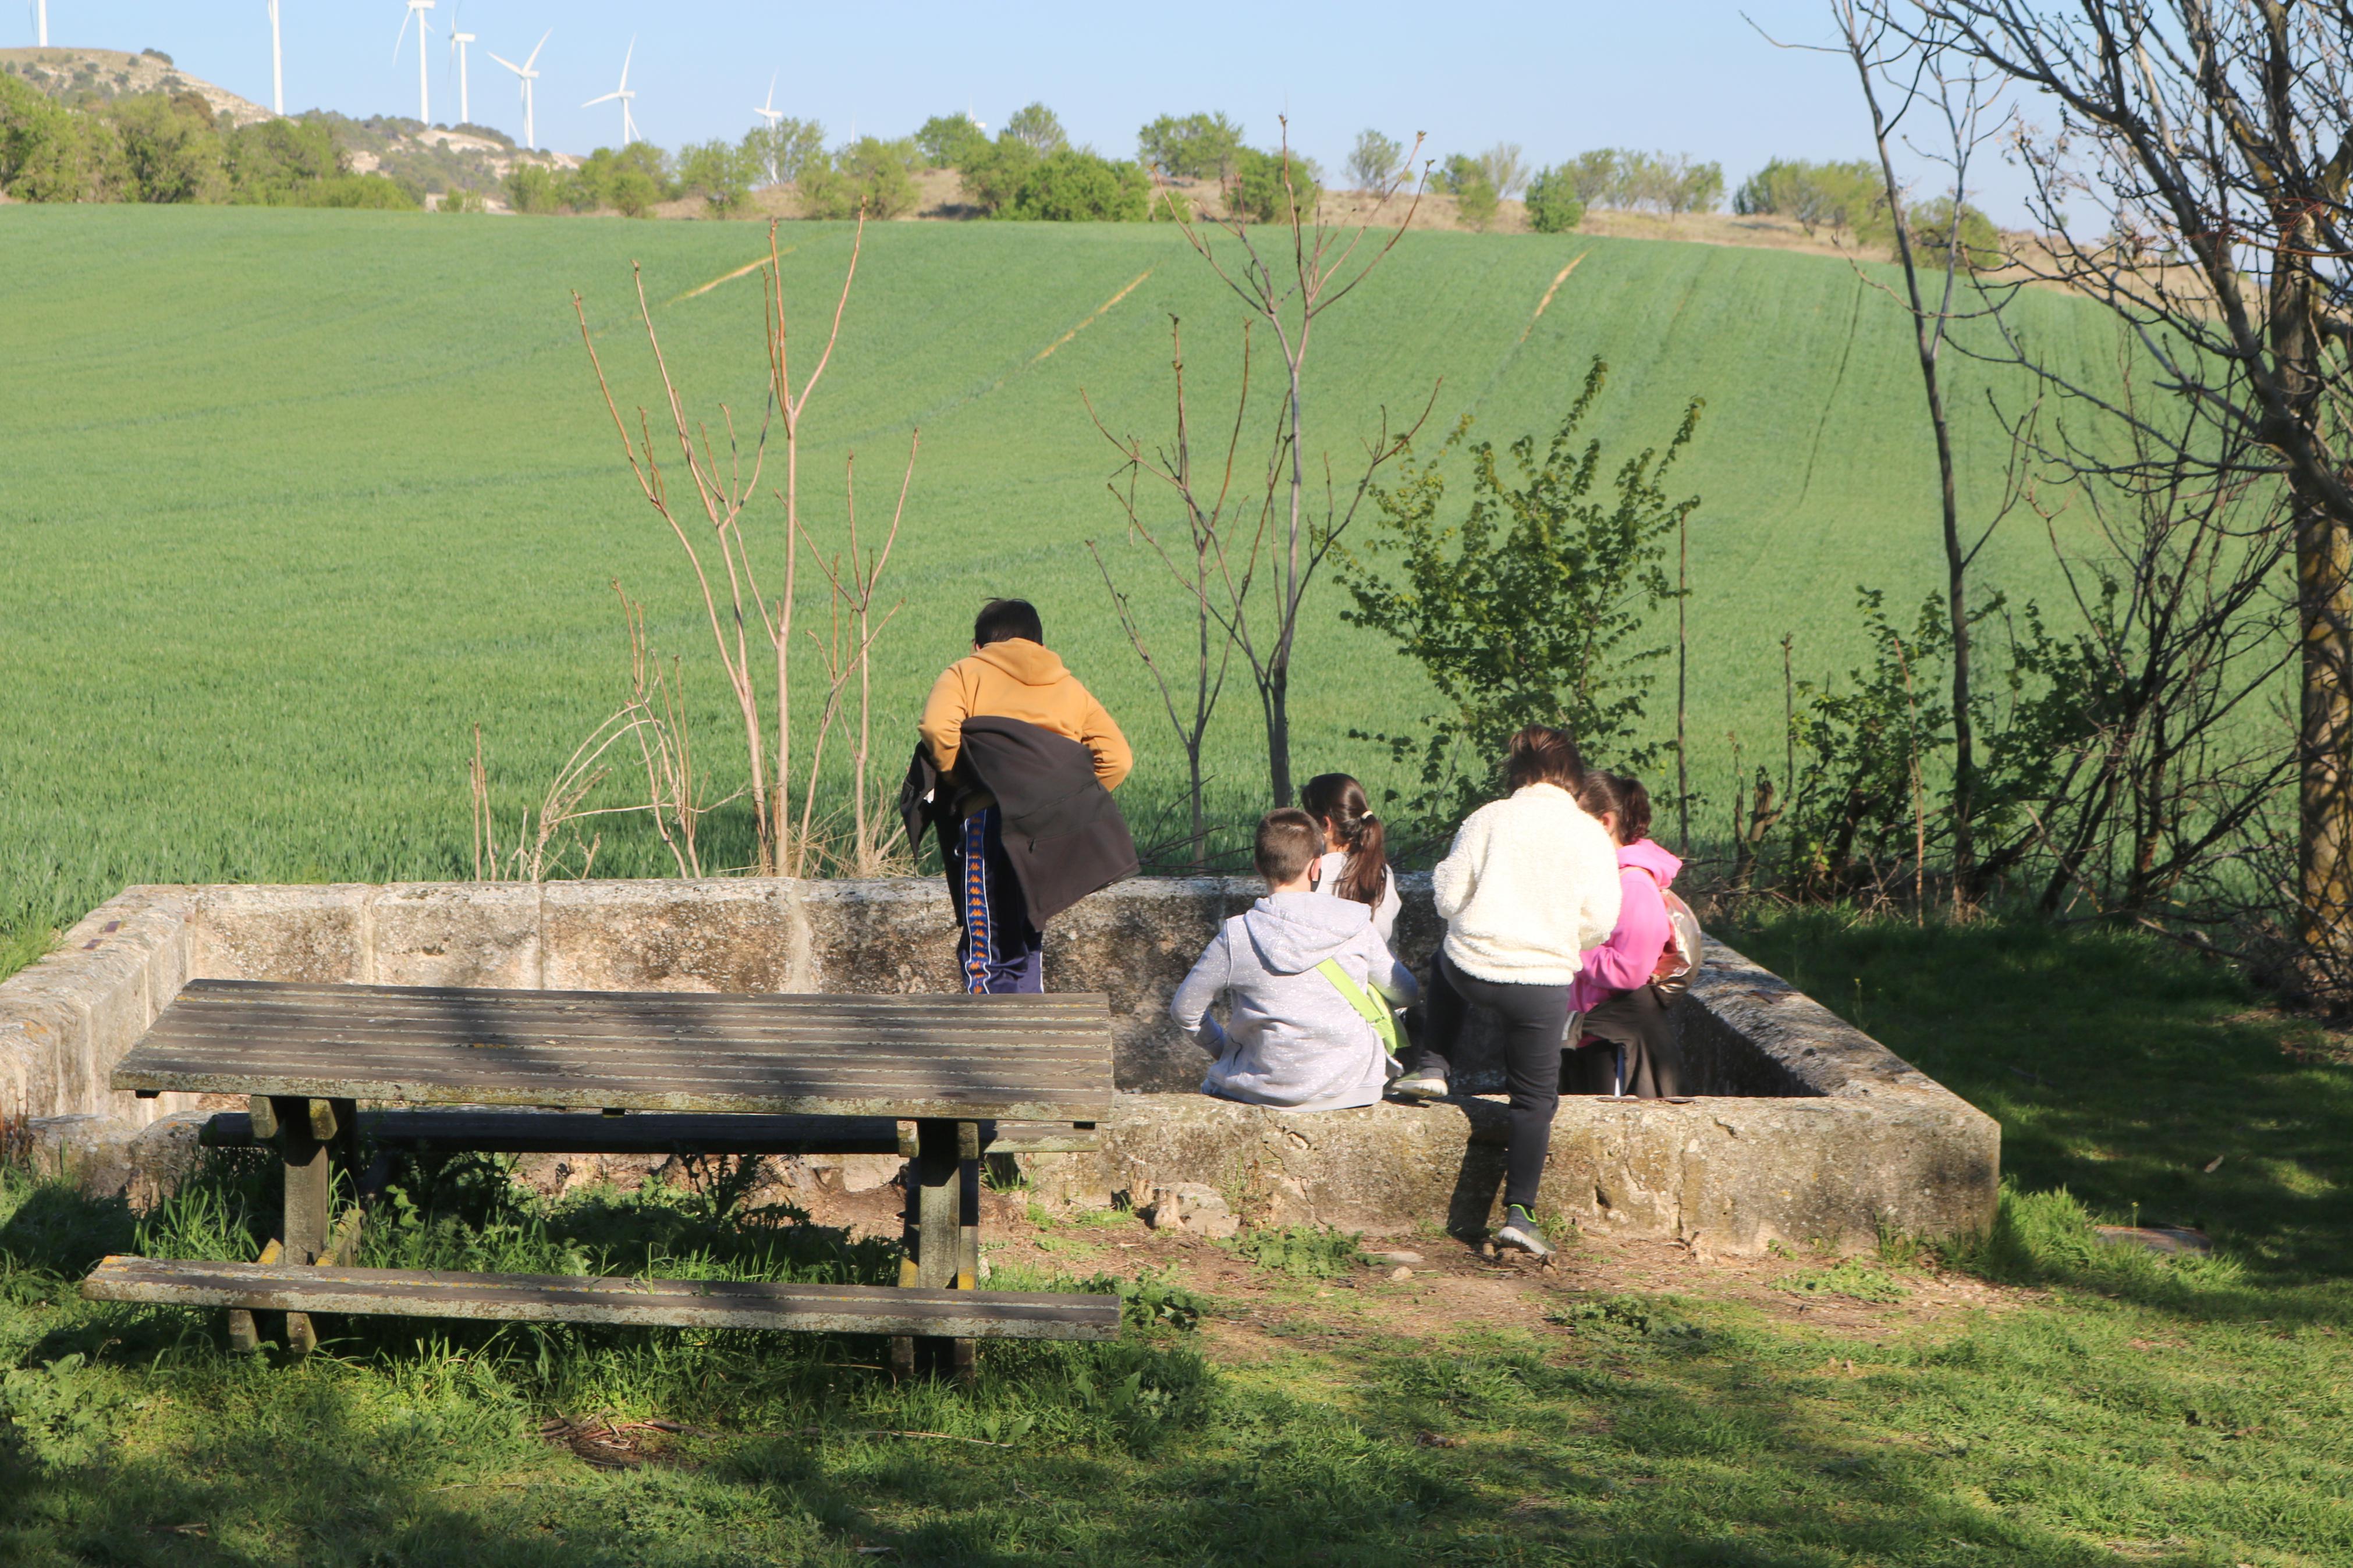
[3,912,2348,1565]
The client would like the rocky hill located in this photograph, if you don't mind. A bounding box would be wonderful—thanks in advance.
[0,47,271,125]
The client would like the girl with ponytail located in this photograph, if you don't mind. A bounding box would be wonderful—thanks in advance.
[1301,773,1399,944]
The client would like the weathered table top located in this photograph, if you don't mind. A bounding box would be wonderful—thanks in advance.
[112,979,1115,1122]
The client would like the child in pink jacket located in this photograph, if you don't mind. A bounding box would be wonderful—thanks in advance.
[1568,771,1687,1098]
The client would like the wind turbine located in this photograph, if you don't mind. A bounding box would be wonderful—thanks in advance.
[35,1,47,48]
[583,37,638,146]
[448,5,475,126]
[488,29,549,151]
[266,1,283,115]
[393,0,435,125]
[753,74,784,183]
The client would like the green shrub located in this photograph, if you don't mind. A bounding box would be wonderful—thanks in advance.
[745,116,824,186]
[503,161,559,214]
[956,130,1039,216]
[1524,165,1585,233]
[224,115,340,203]
[0,74,130,201]
[438,185,485,214]
[799,136,919,219]
[1007,148,1149,222]
[1225,1224,1368,1279]
[1137,111,1242,179]
[676,136,757,215]
[1733,156,1882,234]
[1346,127,1404,190]
[567,142,675,214]
[1857,194,2003,269]
[1225,145,1319,223]
[914,111,988,169]
[1439,153,1499,229]
[108,91,226,202]
[296,173,417,209]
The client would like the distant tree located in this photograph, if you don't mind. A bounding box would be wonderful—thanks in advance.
[1522,164,1585,233]
[1563,148,1723,214]
[1225,144,1319,222]
[108,91,226,202]
[1137,111,1242,179]
[956,130,1041,215]
[0,74,130,201]
[914,111,987,169]
[1856,193,2000,270]
[1436,152,1499,228]
[438,184,486,213]
[297,173,417,209]
[677,137,758,215]
[1558,148,1621,204]
[1007,148,1149,221]
[745,116,824,186]
[1733,157,1882,234]
[1003,102,1066,154]
[1474,141,1528,200]
[799,135,920,219]
[1346,128,1403,190]
[224,116,342,203]
[503,162,559,214]
[569,143,675,215]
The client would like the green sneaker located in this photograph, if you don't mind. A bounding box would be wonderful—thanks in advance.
[1390,1067,1450,1100]
[1493,1204,1553,1258]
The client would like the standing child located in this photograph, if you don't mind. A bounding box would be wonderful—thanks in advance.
[1568,771,1688,1098]
[913,598,1133,993]
[1301,772,1400,946]
[1169,809,1418,1111]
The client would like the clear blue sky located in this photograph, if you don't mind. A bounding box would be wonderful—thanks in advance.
[21,1,2036,217]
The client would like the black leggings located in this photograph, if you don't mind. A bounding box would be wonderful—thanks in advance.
[1420,951,1571,1214]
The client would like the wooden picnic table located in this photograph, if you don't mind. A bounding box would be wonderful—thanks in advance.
[84,979,1121,1374]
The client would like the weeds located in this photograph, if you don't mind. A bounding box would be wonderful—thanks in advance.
[1223,1224,1368,1279]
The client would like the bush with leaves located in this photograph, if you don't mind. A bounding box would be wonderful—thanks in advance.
[914,111,987,169]
[954,130,1038,215]
[109,91,226,202]
[225,115,343,203]
[0,73,130,201]
[1341,360,1702,820]
[1523,164,1585,233]
[503,161,559,214]
[1007,147,1149,222]
[1223,144,1320,223]
[1137,111,1242,178]
[800,135,920,219]
[567,142,675,215]
[1003,101,1067,154]
[1438,152,1499,229]
[1347,128,1404,190]
[1857,194,2002,270]
[676,136,758,215]
[1733,157,1881,234]
[746,116,825,186]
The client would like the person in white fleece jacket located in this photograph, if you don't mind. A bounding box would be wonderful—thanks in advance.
[1392,726,1621,1258]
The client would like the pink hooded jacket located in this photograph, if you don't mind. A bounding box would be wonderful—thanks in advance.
[1571,838,1684,1014]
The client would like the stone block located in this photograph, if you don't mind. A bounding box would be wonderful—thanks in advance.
[187,884,372,983]
[796,879,957,994]
[1138,1182,1238,1238]
[25,1114,140,1197]
[0,983,81,1119]
[372,883,543,989]
[542,879,801,993]
[1046,877,1254,1091]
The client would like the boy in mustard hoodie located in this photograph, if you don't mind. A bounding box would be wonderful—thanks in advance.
[918,599,1132,993]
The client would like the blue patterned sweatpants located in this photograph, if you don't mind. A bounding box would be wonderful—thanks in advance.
[943,806,1043,994]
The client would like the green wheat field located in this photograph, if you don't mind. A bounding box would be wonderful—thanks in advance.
[1,205,2126,932]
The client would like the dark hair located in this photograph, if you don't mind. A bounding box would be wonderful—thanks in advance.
[1253,808,1326,885]
[1503,725,1584,794]
[973,598,1044,646]
[1301,772,1388,909]
[1578,770,1652,844]
[1607,772,1653,843]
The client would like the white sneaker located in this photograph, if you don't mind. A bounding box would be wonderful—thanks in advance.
[1390,1068,1450,1100]
[1493,1204,1553,1258]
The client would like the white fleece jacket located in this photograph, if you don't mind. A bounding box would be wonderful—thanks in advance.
[1432,782,1623,986]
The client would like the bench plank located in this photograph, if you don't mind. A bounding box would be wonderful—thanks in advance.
[83,1256,1119,1341]
[197,1109,1101,1156]
[112,979,1115,1121]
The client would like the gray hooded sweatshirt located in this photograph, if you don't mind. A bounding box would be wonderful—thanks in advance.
[1169,890,1419,1111]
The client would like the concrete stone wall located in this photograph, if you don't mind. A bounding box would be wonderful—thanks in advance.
[0,876,2000,1252]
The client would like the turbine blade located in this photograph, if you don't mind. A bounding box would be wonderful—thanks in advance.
[524,29,551,70]
[488,52,521,74]
[393,8,413,60]
[618,36,635,88]
[583,91,619,106]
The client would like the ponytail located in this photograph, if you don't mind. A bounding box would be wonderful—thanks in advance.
[1301,772,1389,911]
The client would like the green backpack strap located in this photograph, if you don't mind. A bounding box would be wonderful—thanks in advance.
[1315,958,1402,1063]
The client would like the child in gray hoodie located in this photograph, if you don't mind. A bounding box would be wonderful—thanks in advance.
[1169,809,1419,1111]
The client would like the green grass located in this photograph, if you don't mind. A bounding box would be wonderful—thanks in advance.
[0,205,2134,947]
[3,912,2349,1563]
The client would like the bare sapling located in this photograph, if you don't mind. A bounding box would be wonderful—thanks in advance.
[1148,121,1438,804]
[573,214,914,876]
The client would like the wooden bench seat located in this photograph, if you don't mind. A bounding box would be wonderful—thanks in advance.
[82,1255,1120,1341]
[196,1108,1101,1157]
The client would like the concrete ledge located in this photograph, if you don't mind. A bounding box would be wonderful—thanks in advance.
[0,875,2000,1251]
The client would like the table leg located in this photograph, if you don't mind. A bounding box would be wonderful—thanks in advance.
[954,1119,981,1384]
[272,1096,334,1357]
[898,1118,976,1379]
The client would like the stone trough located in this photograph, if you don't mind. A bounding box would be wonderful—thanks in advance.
[1,877,1999,1253]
